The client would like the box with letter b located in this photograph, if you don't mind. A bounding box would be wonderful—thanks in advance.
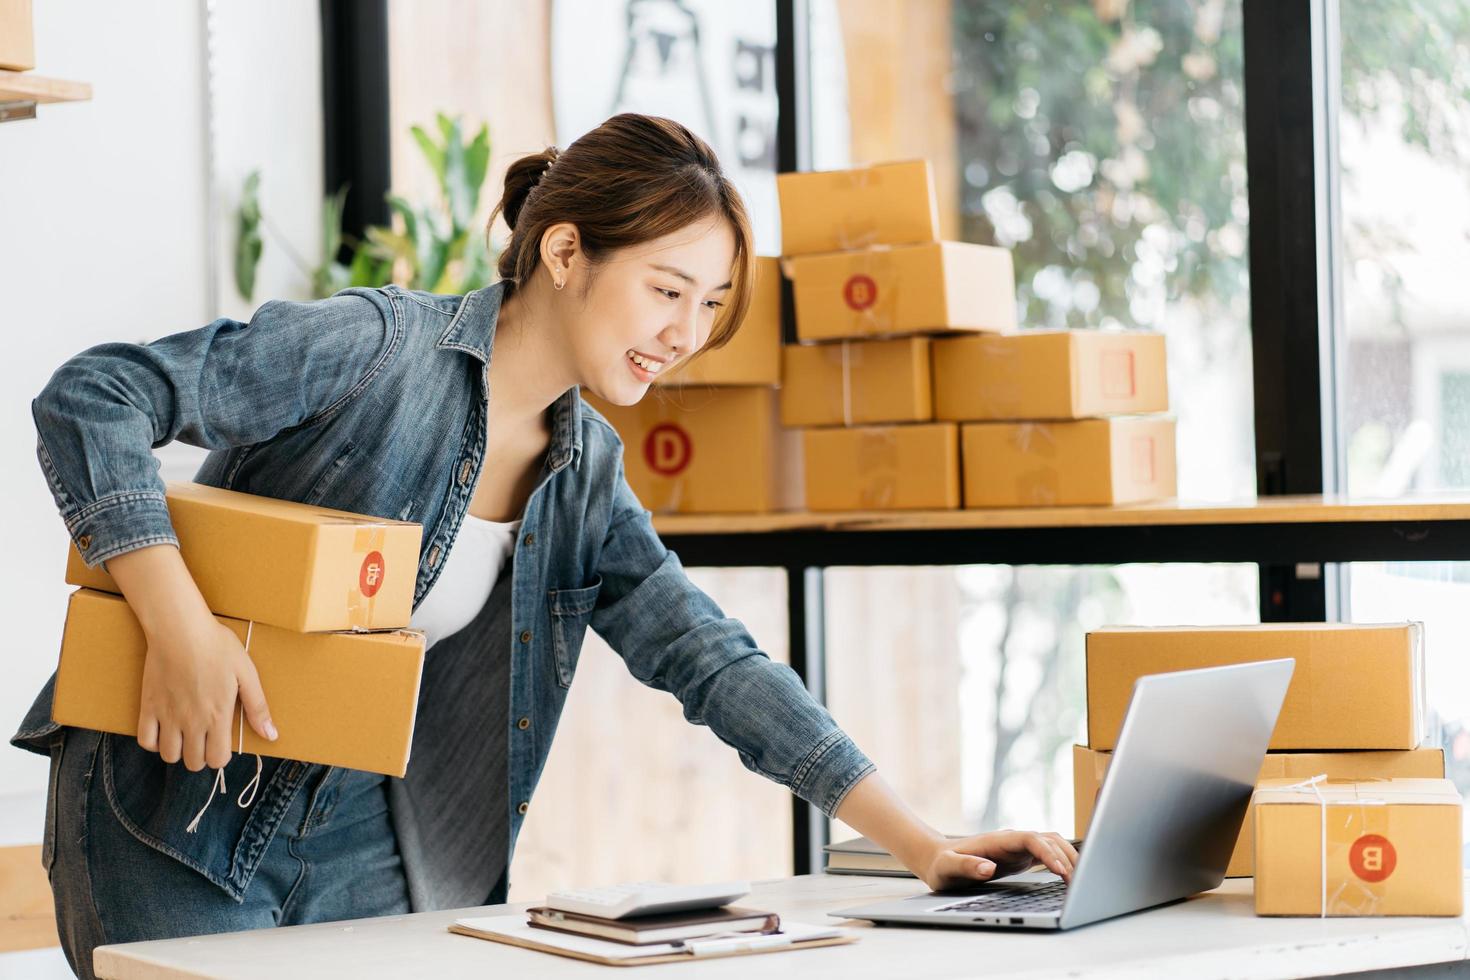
[66,482,420,633]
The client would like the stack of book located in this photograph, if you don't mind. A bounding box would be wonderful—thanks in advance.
[449,883,856,966]
[522,903,780,946]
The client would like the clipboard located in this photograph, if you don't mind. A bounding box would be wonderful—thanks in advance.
[448,914,858,966]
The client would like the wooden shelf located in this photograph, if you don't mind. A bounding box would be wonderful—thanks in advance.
[0,68,91,105]
[651,494,1470,536]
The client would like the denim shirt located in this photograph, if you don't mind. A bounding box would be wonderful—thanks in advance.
[11,280,875,908]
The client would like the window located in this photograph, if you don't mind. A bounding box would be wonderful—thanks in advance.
[826,563,1257,842]
[808,0,1258,844]
[1336,0,1470,852]
[1337,0,1470,497]
[809,0,1254,501]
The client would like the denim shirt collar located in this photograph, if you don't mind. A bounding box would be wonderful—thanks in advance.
[437,280,583,473]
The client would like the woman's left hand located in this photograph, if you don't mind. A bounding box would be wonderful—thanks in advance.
[912,830,1079,893]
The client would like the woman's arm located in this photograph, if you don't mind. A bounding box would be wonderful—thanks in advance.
[32,290,393,768]
[588,457,876,820]
[833,769,1078,892]
[32,289,396,569]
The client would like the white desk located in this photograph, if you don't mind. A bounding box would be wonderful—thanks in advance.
[95,873,1470,980]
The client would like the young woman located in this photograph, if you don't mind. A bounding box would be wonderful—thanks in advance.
[12,113,1075,978]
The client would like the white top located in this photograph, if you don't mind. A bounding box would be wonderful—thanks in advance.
[409,513,520,650]
[91,874,1470,979]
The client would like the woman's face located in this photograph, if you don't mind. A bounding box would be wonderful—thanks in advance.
[562,215,737,406]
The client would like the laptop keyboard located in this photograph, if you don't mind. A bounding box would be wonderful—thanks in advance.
[934,881,1068,914]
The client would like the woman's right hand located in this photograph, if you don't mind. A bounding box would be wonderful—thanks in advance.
[103,543,277,770]
[137,614,277,771]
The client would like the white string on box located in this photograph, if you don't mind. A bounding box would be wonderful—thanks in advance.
[1276,774,1396,917]
[840,340,854,428]
[186,620,265,834]
[1278,773,1329,918]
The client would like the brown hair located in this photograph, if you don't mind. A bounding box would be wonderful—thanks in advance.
[489,113,755,352]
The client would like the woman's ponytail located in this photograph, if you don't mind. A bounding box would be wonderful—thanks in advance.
[491,146,559,234]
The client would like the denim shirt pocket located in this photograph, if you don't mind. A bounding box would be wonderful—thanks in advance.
[548,577,602,689]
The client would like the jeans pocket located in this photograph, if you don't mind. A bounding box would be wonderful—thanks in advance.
[548,577,602,689]
[41,730,65,874]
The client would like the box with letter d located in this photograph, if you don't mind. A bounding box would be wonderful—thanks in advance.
[585,388,801,514]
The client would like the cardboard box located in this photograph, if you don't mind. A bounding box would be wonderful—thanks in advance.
[52,589,425,777]
[655,257,782,387]
[781,338,932,427]
[961,417,1177,508]
[585,387,801,514]
[1073,744,1446,878]
[933,330,1169,421]
[1254,777,1463,916]
[788,242,1016,342]
[777,160,939,257]
[0,0,35,71]
[1086,623,1427,752]
[66,482,420,633]
[803,423,960,511]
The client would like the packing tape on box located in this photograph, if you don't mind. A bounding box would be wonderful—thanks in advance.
[831,169,882,252]
[855,429,902,508]
[976,337,1024,414]
[1009,424,1060,504]
[828,341,866,427]
[1275,775,1392,918]
[186,620,265,834]
[1012,422,1057,455]
[347,526,388,629]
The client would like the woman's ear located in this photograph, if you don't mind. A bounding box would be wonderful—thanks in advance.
[539,221,580,287]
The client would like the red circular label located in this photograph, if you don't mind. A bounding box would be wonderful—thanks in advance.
[1349,834,1396,883]
[843,274,878,311]
[359,551,386,598]
[644,423,693,476]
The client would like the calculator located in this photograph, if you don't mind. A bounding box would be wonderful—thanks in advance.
[544,880,751,920]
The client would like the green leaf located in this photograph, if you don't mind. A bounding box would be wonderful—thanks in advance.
[410,125,446,185]
[233,170,263,301]
[465,124,492,209]
[348,248,392,288]
[440,115,474,233]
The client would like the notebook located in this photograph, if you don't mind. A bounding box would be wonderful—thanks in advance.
[525,904,780,945]
[823,834,1081,876]
[449,914,856,966]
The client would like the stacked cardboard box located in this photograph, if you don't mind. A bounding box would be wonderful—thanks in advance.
[585,257,800,514]
[1254,776,1463,916]
[53,482,427,776]
[1071,623,1449,898]
[934,330,1176,507]
[0,0,35,71]
[778,160,1012,510]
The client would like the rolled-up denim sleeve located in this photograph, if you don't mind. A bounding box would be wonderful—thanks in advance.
[32,288,399,568]
[588,457,876,818]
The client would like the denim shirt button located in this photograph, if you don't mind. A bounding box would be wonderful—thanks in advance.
[522,532,535,547]
[458,459,473,486]
[517,717,530,730]
[77,534,92,550]
[517,801,529,815]
[428,544,442,568]
[519,630,532,644]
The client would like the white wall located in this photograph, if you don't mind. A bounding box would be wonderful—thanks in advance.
[0,1,320,804]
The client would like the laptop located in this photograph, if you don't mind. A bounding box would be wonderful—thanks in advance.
[829,658,1294,931]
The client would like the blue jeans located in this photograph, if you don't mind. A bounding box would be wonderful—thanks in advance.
[46,727,412,980]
